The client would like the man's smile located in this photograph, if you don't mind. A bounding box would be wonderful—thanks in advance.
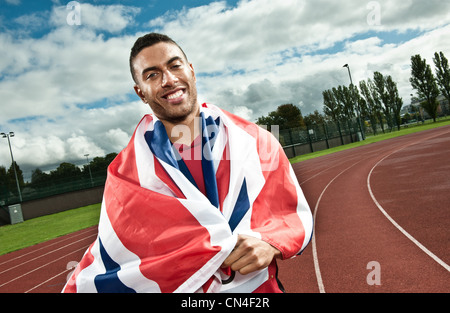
[161,87,186,103]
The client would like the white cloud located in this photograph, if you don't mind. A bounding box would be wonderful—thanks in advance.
[66,135,105,158]
[0,26,137,122]
[50,3,140,32]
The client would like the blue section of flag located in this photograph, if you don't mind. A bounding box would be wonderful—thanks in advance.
[144,120,178,168]
[228,178,250,232]
[94,238,135,293]
[201,113,220,208]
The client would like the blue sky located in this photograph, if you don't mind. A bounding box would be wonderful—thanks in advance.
[1,0,450,178]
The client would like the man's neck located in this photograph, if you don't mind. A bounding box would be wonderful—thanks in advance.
[160,105,201,146]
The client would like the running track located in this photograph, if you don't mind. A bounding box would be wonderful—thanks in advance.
[1,125,449,293]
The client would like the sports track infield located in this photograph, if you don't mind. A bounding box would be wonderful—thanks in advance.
[0,125,449,293]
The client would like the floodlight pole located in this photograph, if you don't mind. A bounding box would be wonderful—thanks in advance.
[1,132,23,202]
[84,154,94,187]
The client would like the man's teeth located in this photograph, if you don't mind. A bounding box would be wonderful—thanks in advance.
[167,90,183,100]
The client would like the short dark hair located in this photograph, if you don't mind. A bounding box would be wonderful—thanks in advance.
[129,33,188,83]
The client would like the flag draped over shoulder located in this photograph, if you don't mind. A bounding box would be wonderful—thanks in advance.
[63,103,313,293]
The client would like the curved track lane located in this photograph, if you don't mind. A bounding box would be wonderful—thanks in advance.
[279,125,450,293]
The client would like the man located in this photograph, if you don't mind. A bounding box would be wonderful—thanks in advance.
[63,33,313,293]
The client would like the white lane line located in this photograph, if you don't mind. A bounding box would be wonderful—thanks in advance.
[0,227,96,267]
[0,245,88,289]
[0,233,96,275]
[24,268,70,293]
[366,128,450,272]
[311,161,362,293]
[367,150,450,273]
[24,259,82,293]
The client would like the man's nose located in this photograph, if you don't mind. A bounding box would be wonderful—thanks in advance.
[162,70,178,87]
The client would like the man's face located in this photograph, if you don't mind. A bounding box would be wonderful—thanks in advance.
[132,42,198,124]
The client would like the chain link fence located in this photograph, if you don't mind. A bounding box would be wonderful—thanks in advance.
[1,170,107,207]
[280,118,364,158]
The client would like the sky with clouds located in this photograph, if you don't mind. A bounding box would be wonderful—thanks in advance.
[1,0,449,179]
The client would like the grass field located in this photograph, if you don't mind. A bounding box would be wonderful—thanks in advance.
[1,117,449,256]
[0,203,101,255]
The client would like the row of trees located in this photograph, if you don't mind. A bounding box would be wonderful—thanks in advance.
[323,51,450,134]
[256,103,326,131]
[30,152,117,187]
[323,71,403,135]
[256,51,449,136]
[256,52,450,134]
[410,52,450,122]
[0,153,117,200]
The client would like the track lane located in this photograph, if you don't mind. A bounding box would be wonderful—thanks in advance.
[280,126,450,293]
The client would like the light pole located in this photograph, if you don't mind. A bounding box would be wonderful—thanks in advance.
[1,132,23,202]
[84,154,94,187]
[343,64,353,85]
[343,64,365,140]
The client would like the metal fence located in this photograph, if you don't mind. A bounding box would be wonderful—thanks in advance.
[0,170,107,207]
[279,118,364,158]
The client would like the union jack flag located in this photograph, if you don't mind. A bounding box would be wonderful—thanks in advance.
[63,103,313,293]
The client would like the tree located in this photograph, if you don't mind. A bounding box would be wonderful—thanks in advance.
[304,110,326,126]
[0,165,7,187]
[0,166,7,202]
[50,162,82,182]
[323,88,344,143]
[372,71,403,130]
[385,75,403,130]
[373,71,395,129]
[333,85,355,121]
[410,54,440,122]
[359,79,380,134]
[368,78,386,133]
[434,51,450,111]
[82,152,117,178]
[31,168,50,187]
[323,89,342,123]
[256,104,305,131]
[6,162,24,196]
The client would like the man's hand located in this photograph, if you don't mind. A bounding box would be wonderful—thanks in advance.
[221,235,282,275]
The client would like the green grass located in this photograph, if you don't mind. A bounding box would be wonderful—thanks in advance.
[290,118,450,164]
[0,203,101,255]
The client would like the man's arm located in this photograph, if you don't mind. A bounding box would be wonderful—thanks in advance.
[221,234,281,275]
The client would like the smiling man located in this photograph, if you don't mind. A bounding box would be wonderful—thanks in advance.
[63,33,313,293]
[131,35,199,143]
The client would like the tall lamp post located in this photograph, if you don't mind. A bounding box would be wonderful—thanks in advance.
[343,64,365,140]
[84,154,94,187]
[1,132,23,202]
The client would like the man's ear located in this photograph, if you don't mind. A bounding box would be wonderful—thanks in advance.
[134,84,147,103]
[189,63,196,83]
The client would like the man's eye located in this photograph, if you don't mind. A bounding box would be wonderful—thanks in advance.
[146,73,157,80]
